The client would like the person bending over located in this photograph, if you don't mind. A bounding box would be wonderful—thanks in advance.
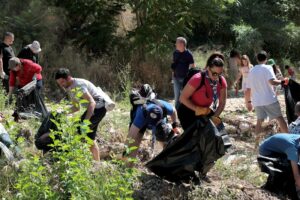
[259,134,300,192]
[55,68,107,161]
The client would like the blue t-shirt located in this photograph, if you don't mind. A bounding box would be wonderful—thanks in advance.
[172,50,194,78]
[259,134,300,162]
[133,100,174,131]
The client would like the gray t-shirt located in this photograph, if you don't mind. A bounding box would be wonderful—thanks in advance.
[67,78,104,108]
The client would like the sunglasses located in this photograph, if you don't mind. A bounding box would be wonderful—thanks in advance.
[209,69,223,77]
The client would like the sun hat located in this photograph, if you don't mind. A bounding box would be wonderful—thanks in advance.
[28,40,41,53]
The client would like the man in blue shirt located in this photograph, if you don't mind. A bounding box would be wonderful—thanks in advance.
[171,37,195,109]
[126,99,180,158]
[259,134,300,190]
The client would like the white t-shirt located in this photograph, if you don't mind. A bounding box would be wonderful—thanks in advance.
[67,78,105,108]
[246,64,277,107]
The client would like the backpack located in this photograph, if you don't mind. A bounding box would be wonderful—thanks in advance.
[129,87,167,123]
[183,69,223,93]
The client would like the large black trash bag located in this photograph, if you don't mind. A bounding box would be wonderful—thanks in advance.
[257,154,299,200]
[35,112,59,153]
[284,79,300,124]
[146,117,231,183]
[15,80,48,120]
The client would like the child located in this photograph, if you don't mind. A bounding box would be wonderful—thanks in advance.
[289,102,300,134]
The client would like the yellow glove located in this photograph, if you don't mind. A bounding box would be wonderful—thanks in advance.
[195,106,212,116]
[211,116,222,126]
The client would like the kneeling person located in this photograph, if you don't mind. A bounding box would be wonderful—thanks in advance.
[259,134,300,191]
[126,94,180,158]
[55,68,106,161]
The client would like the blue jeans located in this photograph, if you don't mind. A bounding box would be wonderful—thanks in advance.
[173,77,184,109]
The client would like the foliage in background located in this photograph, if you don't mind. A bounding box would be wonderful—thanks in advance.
[1,0,300,96]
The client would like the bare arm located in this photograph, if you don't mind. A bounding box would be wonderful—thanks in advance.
[170,107,179,123]
[8,86,14,96]
[81,92,96,120]
[214,88,227,117]
[245,88,251,103]
[126,124,142,158]
[269,79,282,86]
[179,84,197,112]
[245,88,253,111]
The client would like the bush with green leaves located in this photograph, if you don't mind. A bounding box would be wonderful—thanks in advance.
[14,100,139,199]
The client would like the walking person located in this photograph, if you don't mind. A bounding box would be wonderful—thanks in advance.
[171,37,195,109]
[228,49,241,90]
[0,32,15,93]
[235,55,253,97]
[245,51,288,146]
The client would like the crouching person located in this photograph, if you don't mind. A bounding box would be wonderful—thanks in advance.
[259,134,300,198]
[55,68,107,161]
[125,86,180,159]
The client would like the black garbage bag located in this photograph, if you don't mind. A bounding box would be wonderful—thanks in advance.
[284,79,300,124]
[14,80,48,121]
[146,117,231,183]
[35,112,59,153]
[257,154,299,199]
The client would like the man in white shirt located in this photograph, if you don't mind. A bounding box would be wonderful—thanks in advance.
[245,51,288,145]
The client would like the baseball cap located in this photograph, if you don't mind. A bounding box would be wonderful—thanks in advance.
[267,59,276,66]
[145,104,163,126]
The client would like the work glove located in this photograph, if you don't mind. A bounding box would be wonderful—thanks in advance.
[211,116,222,126]
[195,106,212,116]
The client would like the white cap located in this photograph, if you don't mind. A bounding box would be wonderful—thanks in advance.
[28,40,41,54]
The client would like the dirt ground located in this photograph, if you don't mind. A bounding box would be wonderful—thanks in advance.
[131,93,290,200]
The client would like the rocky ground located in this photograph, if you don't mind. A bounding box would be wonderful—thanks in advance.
[112,93,288,200]
[0,92,290,199]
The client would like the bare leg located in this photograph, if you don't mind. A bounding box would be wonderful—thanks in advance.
[255,119,264,148]
[276,116,288,133]
[90,140,100,161]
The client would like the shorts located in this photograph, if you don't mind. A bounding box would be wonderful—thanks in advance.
[255,101,283,120]
[81,107,106,140]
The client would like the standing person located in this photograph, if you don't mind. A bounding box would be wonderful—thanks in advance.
[18,40,41,64]
[179,52,227,130]
[245,51,288,146]
[171,37,195,109]
[55,68,107,161]
[235,55,253,97]
[285,65,296,80]
[228,49,241,90]
[0,32,15,92]
[267,59,283,95]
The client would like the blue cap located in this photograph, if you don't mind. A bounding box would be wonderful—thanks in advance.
[145,104,163,126]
